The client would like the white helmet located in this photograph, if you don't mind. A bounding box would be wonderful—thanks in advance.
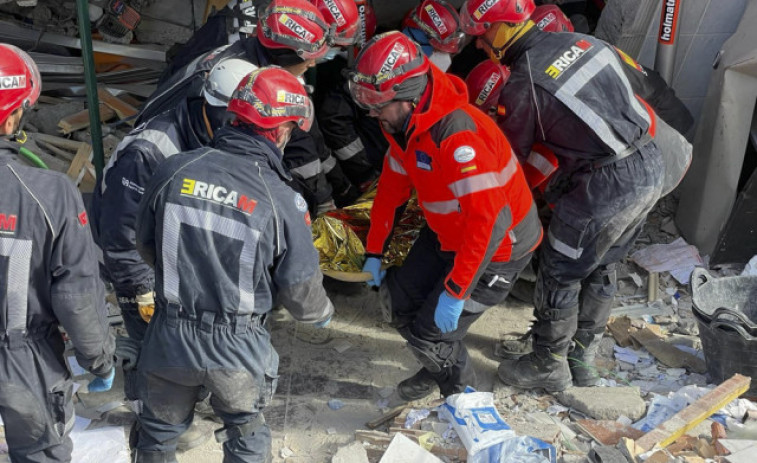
[202,58,258,107]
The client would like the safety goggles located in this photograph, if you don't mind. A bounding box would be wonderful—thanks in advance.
[347,79,395,111]
[458,5,488,36]
[410,10,466,54]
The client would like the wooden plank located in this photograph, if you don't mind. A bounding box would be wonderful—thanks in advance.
[36,140,75,161]
[58,104,115,134]
[30,133,84,152]
[607,316,635,348]
[631,327,707,373]
[367,405,406,429]
[97,87,138,120]
[66,143,92,182]
[635,374,751,452]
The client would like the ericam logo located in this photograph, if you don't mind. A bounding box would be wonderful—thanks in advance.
[0,75,26,90]
[379,42,405,75]
[473,0,500,20]
[278,14,315,43]
[475,72,501,106]
[277,90,306,105]
[180,178,257,214]
[545,39,593,79]
[323,0,346,26]
[425,5,447,35]
[536,12,556,31]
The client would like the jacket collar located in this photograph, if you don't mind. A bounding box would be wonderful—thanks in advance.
[175,97,213,149]
[406,63,469,137]
[502,26,544,66]
[211,125,291,180]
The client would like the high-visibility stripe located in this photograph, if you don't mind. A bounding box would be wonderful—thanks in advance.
[527,150,557,177]
[554,47,650,156]
[334,138,365,160]
[387,154,407,175]
[448,155,517,198]
[548,228,583,259]
[290,159,322,179]
[102,128,182,193]
[422,199,459,214]
[320,156,337,174]
[162,203,258,313]
[0,237,32,332]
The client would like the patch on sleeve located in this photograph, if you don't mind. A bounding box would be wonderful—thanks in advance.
[78,211,88,227]
[415,150,432,171]
[304,211,312,226]
[453,146,476,163]
[294,193,308,213]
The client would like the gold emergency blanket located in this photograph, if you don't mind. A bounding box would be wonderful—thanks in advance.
[312,188,425,273]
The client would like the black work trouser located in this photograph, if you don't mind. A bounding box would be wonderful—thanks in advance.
[533,146,664,353]
[387,226,533,396]
[0,332,74,463]
[135,306,276,463]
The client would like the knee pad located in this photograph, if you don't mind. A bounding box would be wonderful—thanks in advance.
[534,271,580,321]
[584,264,617,299]
[214,414,266,444]
[406,337,460,374]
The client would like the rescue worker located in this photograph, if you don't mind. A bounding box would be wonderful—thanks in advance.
[90,58,256,451]
[0,43,115,462]
[460,0,665,391]
[318,0,465,184]
[133,66,334,462]
[138,0,347,213]
[351,32,542,400]
[532,4,694,135]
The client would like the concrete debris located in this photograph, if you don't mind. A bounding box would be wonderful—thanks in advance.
[378,433,442,463]
[556,387,647,422]
[576,419,644,445]
[331,441,369,463]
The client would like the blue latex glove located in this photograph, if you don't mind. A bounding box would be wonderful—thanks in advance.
[88,367,115,393]
[362,257,386,287]
[434,291,465,333]
[313,316,331,329]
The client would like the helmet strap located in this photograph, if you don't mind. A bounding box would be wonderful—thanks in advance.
[488,20,534,61]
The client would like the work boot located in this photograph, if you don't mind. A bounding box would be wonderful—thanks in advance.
[496,332,533,360]
[497,348,572,392]
[397,369,438,402]
[568,330,604,387]
[177,419,210,452]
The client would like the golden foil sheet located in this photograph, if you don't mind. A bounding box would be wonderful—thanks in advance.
[312,188,426,272]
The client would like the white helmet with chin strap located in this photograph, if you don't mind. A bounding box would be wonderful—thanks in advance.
[202,58,259,107]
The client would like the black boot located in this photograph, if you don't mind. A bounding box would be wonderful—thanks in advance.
[397,369,438,401]
[497,347,572,392]
[569,330,603,386]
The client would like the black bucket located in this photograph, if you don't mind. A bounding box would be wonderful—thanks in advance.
[691,268,757,395]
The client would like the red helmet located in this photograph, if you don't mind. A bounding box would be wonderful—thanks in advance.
[257,0,330,60]
[310,0,360,46]
[348,31,430,109]
[356,1,377,46]
[465,60,510,115]
[459,0,535,36]
[227,66,314,131]
[0,43,41,124]
[532,5,574,32]
[402,0,465,54]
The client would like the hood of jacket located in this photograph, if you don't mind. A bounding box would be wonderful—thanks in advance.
[408,63,469,136]
[212,125,291,181]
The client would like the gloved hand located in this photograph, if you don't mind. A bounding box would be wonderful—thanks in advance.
[434,291,465,333]
[88,367,115,393]
[115,336,141,372]
[313,316,331,329]
[362,257,385,288]
[136,291,155,323]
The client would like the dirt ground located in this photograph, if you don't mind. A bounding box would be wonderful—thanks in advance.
[72,279,534,463]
